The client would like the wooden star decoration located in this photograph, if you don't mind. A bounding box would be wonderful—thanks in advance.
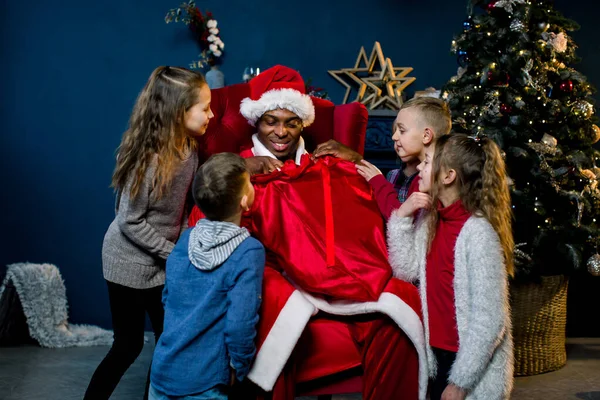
[328,41,416,110]
[364,58,416,110]
[328,46,372,104]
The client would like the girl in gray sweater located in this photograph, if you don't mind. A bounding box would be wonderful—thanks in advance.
[84,66,214,400]
[387,133,514,400]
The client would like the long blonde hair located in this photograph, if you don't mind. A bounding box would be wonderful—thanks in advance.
[428,133,514,277]
[112,66,206,199]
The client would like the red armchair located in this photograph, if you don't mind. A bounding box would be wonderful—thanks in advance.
[196,81,368,398]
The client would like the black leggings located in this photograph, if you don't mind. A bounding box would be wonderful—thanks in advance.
[429,347,458,400]
[84,280,164,400]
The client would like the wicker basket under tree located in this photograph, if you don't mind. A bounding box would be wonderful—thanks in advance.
[510,275,569,376]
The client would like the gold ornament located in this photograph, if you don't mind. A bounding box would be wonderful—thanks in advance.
[328,42,415,110]
[591,124,600,144]
[581,169,596,181]
[541,133,558,147]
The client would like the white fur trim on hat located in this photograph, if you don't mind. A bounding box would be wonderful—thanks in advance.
[240,89,315,127]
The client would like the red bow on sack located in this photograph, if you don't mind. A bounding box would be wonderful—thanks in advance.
[246,155,392,302]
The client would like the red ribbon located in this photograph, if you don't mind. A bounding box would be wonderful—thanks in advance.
[321,162,336,267]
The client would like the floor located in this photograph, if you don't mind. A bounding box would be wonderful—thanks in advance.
[0,338,598,399]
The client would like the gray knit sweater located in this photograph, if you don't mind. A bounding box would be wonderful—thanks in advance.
[387,212,514,400]
[102,152,198,289]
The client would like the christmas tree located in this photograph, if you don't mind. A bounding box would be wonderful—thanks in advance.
[442,0,600,281]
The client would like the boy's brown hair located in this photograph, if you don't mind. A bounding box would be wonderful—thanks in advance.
[401,97,452,139]
[192,153,249,221]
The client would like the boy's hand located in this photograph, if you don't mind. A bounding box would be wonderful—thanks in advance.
[245,156,284,175]
[356,160,382,181]
[441,384,467,400]
[313,140,362,164]
[394,192,432,218]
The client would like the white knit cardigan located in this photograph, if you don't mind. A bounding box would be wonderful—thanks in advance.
[387,212,514,400]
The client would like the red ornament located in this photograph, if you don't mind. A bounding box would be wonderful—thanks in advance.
[486,1,498,11]
[559,80,574,93]
[487,70,510,87]
[500,104,513,114]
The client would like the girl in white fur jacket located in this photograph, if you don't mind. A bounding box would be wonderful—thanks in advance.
[387,133,514,400]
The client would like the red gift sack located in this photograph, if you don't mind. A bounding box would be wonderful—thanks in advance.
[245,155,392,302]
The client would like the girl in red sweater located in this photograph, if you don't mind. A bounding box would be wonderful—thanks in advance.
[387,133,514,400]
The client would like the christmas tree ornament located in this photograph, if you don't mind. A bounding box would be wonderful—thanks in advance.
[592,124,600,144]
[581,169,596,181]
[538,21,550,32]
[553,166,570,177]
[510,19,525,31]
[488,70,510,86]
[575,193,584,227]
[521,59,538,90]
[571,100,594,118]
[495,0,526,13]
[463,18,474,32]
[546,32,568,53]
[500,103,513,114]
[559,80,574,93]
[457,51,470,67]
[514,243,533,266]
[529,141,559,156]
[483,92,501,117]
[541,133,558,147]
[486,1,498,11]
[587,254,600,276]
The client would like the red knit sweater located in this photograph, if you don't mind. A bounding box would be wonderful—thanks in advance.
[426,200,471,352]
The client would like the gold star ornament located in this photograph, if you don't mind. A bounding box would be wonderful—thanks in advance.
[328,42,416,110]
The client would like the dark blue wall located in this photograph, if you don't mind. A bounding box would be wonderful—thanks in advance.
[1,0,598,330]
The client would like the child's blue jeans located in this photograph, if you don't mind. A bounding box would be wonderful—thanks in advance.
[149,384,227,400]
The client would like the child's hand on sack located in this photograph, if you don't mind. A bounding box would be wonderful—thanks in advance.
[356,160,383,181]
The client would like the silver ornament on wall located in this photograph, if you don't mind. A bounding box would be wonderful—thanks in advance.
[587,254,600,276]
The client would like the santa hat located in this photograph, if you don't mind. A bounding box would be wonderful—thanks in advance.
[240,65,315,127]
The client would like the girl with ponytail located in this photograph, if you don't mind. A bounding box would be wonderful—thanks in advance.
[387,133,514,400]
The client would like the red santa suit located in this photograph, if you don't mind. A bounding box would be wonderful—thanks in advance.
[190,137,428,400]
[188,65,428,400]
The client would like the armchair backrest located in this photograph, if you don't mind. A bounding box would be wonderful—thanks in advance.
[196,82,368,163]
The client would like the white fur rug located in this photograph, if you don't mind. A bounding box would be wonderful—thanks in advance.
[0,262,113,348]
